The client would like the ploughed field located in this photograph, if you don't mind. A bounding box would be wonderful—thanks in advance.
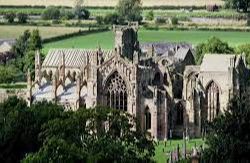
[0,0,223,7]
[43,29,250,54]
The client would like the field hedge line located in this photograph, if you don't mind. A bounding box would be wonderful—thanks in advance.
[142,24,250,32]
[0,83,27,89]
[43,27,109,44]
[0,5,209,10]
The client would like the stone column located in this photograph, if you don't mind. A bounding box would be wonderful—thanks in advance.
[27,69,32,106]
[35,50,42,84]
[164,96,168,140]
[152,108,158,140]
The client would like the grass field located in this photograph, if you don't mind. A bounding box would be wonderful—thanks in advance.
[0,0,223,7]
[154,138,204,163]
[0,25,84,39]
[43,29,250,54]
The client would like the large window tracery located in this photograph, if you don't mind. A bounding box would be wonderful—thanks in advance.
[206,81,220,121]
[105,72,127,111]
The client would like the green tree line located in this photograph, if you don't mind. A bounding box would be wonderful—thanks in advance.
[0,97,155,163]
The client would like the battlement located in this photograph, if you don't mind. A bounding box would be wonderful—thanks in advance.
[113,22,139,32]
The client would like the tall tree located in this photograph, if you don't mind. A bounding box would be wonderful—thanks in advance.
[23,106,155,162]
[0,97,65,163]
[116,0,143,23]
[203,92,250,161]
[195,37,234,64]
[224,0,250,12]
[29,29,42,51]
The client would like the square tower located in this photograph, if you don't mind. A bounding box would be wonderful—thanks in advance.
[113,22,139,60]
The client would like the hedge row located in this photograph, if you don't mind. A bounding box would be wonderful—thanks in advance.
[43,27,109,44]
[0,84,27,89]
[0,5,210,10]
[142,24,250,32]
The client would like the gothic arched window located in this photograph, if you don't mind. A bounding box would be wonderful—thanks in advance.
[145,107,151,130]
[206,81,220,121]
[105,72,127,111]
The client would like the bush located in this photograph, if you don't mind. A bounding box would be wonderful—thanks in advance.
[52,19,62,24]
[42,6,60,20]
[104,13,124,25]
[155,17,166,24]
[145,10,154,21]
[3,12,15,23]
[206,4,219,12]
[60,8,74,20]
[74,7,90,20]
[17,13,28,23]
[96,16,104,25]
[171,17,178,25]
[237,44,250,64]
[0,65,19,83]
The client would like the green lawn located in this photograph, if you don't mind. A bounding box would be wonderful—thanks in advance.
[43,29,250,54]
[154,138,204,163]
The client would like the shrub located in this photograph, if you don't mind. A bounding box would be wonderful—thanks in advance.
[52,19,62,24]
[155,17,166,24]
[96,16,104,25]
[171,17,178,25]
[145,10,154,21]
[0,65,19,83]
[17,13,28,23]
[206,4,219,12]
[60,8,74,20]
[4,12,15,23]
[104,13,124,25]
[42,6,60,20]
[237,44,250,64]
[74,7,90,20]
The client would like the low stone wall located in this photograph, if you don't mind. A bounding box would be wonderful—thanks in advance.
[0,89,27,103]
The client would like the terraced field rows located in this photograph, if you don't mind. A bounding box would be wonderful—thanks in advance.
[0,0,224,7]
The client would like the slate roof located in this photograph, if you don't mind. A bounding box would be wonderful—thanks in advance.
[43,49,114,68]
[200,54,237,72]
[175,48,191,60]
[140,42,192,56]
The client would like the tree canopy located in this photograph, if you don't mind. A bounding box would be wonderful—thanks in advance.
[203,92,250,161]
[195,37,234,64]
[11,29,42,74]
[116,0,143,23]
[224,0,250,12]
[0,97,155,163]
[237,43,250,64]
